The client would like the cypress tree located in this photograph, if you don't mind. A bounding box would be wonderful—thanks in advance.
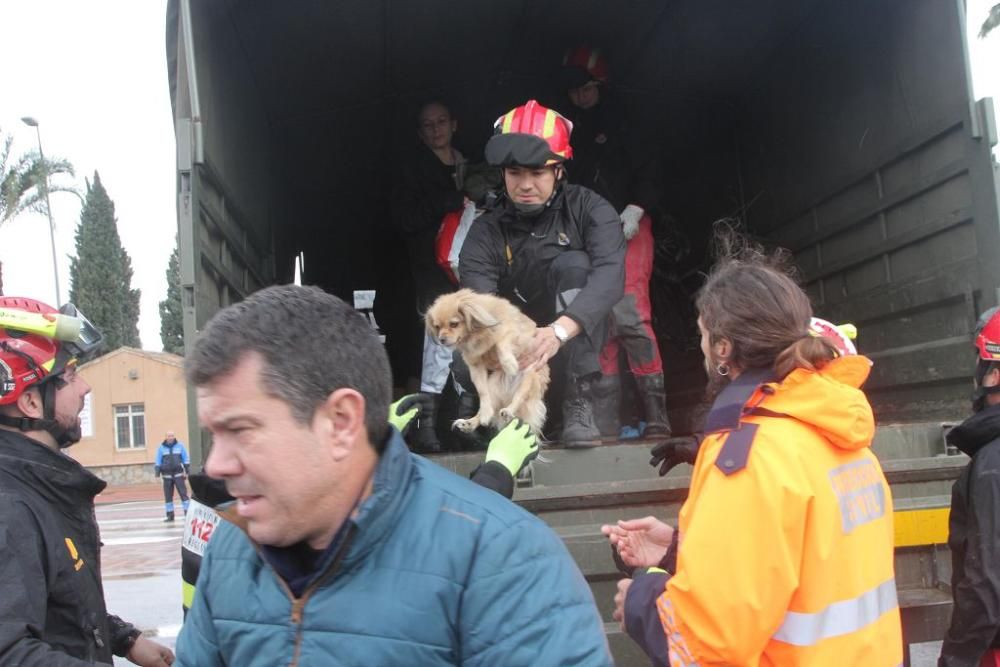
[159,240,184,354]
[68,172,141,353]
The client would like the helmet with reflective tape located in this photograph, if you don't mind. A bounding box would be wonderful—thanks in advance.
[972,307,1000,411]
[562,46,609,88]
[0,297,103,446]
[485,100,574,168]
[808,317,858,357]
[975,307,1000,362]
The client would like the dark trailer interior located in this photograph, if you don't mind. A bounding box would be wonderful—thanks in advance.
[167,0,1000,444]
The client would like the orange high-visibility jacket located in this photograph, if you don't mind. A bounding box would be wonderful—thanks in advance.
[632,356,902,666]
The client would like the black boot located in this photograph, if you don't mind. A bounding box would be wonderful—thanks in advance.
[164,511,175,523]
[561,377,602,447]
[637,373,672,438]
[591,374,621,438]
[410,393,442,454]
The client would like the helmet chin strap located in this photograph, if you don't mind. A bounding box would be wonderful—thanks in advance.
[0,374,79,448]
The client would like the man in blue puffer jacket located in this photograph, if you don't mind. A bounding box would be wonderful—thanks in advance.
[174,285,611,667]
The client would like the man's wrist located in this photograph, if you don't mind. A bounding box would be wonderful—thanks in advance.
[550,322,570,346]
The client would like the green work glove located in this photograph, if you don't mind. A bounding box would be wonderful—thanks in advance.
[485,419,539,477]
[388,394,433,436]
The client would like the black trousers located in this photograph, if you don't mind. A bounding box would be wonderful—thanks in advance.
[162,476,190,512]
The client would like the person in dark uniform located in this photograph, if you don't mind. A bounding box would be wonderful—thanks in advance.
[458,100,626,446]
[0,296,174,666]
[390,100,468,453]
[155,430,190,522]
[940,307,1000,666]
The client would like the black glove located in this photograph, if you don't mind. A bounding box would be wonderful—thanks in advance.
[649,435,701,477]
[183,463,191,476]
[154,465,161,478]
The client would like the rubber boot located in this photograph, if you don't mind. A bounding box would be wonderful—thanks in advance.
[637,373,672,438]
[163,511,175,523]
[410,393,442,454]
[591,374,621,438]
[561,377,602,447]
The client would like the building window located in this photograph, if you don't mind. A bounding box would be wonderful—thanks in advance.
[114,404,146,449]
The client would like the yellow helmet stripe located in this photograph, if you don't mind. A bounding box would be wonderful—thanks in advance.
[542,109,556,140]
[42,358,56,372]
[501,110,515,134]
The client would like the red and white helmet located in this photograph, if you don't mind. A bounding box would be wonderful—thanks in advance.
[485,100,574,167]
[972,307,1000,411]
[0,297,103,446]
[975,307,1000,362]
[808,317,858,357]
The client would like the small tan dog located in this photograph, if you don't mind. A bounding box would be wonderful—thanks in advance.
[425,289,550,435]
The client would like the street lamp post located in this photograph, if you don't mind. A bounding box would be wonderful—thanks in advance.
[21,116,61,305]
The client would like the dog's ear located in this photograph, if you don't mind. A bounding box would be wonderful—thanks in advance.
[460,299,499,332]
[424,307,437,335]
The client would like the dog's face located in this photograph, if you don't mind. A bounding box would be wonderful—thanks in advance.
[425,290,499,348]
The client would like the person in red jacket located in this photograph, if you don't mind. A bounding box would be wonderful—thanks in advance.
[560,46,670,438]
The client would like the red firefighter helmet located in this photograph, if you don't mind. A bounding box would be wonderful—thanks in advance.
[0,297,104,447]
[0,297,71,406]
[563,46,609,86]
[972,307,1000,411]
[975,307,1000,362]
[484,100,574,167]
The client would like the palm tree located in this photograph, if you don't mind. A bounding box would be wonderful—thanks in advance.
[0,128,76,295]
[983,4,1000,38]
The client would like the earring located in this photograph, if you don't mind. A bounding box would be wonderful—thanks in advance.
[716,362,730,376]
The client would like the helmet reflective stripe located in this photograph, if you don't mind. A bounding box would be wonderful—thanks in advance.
[542,110,557,145]
[500,110,515,134]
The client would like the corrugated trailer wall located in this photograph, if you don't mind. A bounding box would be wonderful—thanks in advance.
[739,0,1000,422]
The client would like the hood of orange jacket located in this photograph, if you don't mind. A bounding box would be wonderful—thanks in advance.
[756,354,875,452]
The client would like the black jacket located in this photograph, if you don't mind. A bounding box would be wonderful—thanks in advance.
[458,183,625,336]
[563,96,662,214]
[940,404,1000,666]
[390,144,465,308]
[0,429,138,665]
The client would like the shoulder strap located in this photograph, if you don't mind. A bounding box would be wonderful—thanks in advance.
[703,368,777,476]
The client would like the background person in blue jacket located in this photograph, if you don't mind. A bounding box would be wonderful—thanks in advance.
[155,431,190,522]
[174,284,611,667]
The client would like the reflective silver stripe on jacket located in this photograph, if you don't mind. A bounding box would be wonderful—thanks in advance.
[772,578,898,646]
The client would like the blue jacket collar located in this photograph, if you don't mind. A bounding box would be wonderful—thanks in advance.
[341,428,414,568]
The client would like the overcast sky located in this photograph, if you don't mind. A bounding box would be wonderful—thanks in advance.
[1,1,998,351]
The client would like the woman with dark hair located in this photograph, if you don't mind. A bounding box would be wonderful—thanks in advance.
[604,230,902,666]
[390,100,467,452]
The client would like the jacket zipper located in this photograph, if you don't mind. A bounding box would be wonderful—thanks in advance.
[264,525,356,667]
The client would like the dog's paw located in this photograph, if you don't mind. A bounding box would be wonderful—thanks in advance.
[498,407,516,424]
[452,418,478,434]
[500,360,519,377]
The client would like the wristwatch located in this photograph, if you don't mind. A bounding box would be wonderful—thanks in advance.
[550,322,570,346]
